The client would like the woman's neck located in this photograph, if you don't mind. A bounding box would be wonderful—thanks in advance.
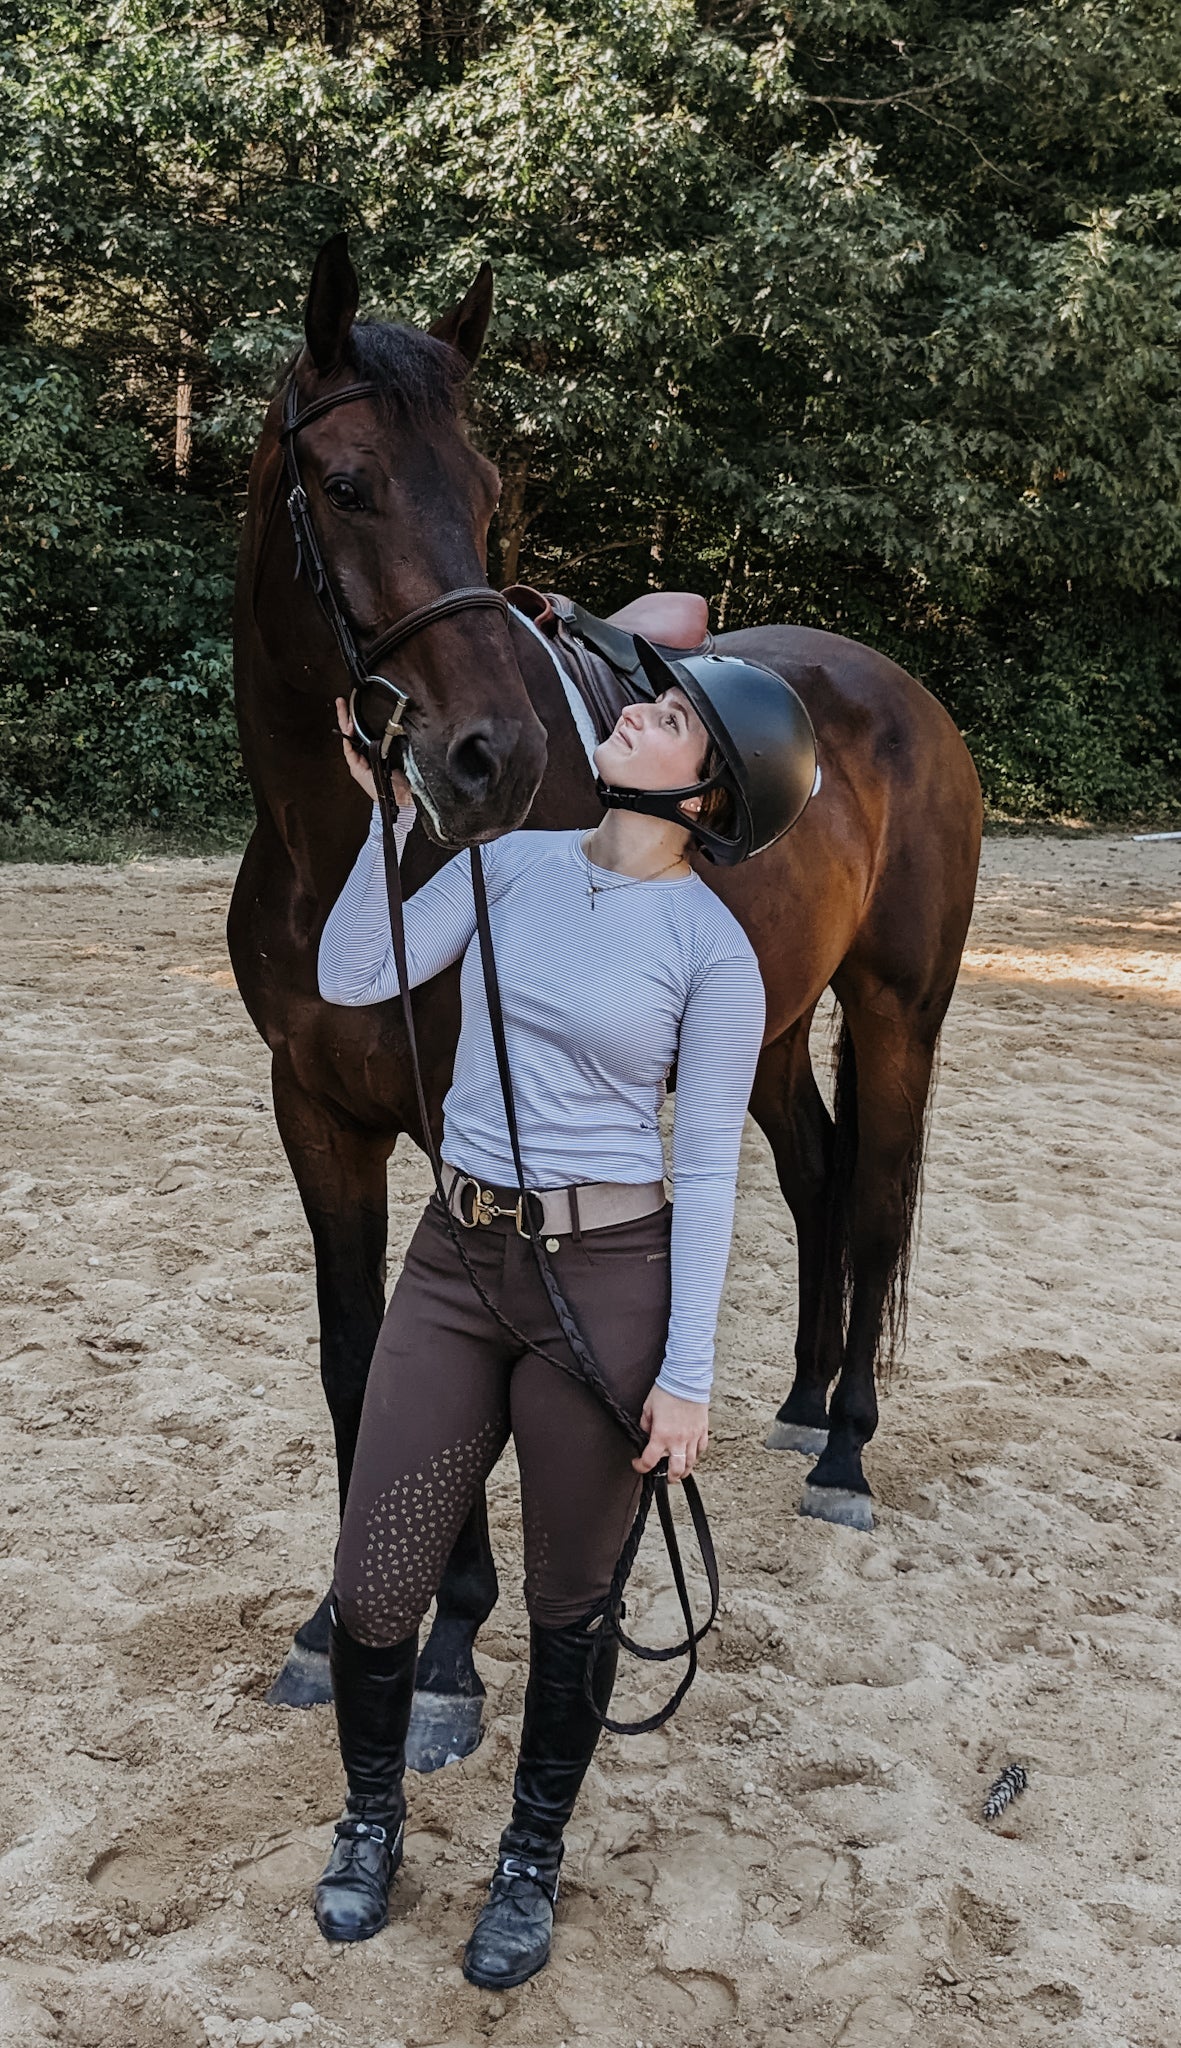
[583,810,694,879]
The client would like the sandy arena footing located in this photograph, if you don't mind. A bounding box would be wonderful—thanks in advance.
[0,834,1178,2048]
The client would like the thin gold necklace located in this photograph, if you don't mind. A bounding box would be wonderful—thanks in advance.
[579,833,688,908]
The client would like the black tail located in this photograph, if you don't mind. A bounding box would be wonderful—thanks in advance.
[826,1007,937,1386]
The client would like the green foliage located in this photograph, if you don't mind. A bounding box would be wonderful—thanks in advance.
[2,0,1179,831]
[0,346,239,826]
[934,603,1181,821]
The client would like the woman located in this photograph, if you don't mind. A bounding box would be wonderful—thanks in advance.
[312,641,815,1989]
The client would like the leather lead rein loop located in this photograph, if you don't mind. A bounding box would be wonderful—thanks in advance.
[468,839,720,1733]
[368,746,719,1732]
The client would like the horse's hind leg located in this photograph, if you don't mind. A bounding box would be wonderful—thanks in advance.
[800,991,942,1532]
[749,1014,844,1457]
[268,1066,498,1763]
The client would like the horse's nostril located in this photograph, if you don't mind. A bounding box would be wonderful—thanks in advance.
[446,726,502,797]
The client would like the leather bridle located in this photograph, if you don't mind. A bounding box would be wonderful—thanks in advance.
[280,376,510,756]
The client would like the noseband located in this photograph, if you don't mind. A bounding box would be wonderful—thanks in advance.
[280,377,509,755]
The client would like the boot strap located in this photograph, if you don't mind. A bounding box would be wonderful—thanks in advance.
[334,1817,393,1847]
[496,1853,559,1906]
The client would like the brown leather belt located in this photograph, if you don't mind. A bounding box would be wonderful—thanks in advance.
[441,1161,667,1241]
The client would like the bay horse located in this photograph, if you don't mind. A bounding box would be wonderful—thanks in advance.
[228,235,982,1748]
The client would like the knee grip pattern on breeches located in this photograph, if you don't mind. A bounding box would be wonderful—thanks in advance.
[336,1419,502,1648]
[521,1485,553,1619]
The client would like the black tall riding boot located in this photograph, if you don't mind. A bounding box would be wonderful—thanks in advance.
[313,1614,417,1944]
[463,1613,619,1989]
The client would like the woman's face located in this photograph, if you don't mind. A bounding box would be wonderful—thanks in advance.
[593,687,710,800]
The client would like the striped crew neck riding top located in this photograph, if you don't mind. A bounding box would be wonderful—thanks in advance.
[318,815,766,1401]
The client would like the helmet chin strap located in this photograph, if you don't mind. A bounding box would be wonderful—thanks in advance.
[594,775,738,864]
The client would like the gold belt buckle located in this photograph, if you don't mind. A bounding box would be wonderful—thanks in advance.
[453,1173,543,1236]
[454,1174,497,1227]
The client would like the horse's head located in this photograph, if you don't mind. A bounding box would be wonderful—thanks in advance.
[263,234,546,845]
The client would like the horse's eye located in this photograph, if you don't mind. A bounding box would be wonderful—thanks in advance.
[325,477,362,511]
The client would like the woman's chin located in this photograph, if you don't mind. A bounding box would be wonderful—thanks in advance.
[594,740,637,786]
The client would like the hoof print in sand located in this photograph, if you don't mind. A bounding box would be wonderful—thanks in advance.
[655,1967,739,2025]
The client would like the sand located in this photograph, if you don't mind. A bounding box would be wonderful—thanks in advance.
[0,833,1178,2048]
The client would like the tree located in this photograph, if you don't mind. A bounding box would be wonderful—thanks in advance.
[2,0,1178,828]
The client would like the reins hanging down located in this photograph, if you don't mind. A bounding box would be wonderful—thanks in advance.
[369,747,719,1734]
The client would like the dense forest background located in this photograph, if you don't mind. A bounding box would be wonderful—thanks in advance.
[1,0,1179,838]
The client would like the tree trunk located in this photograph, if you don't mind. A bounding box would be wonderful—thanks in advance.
[440,0,468,81]
[418,0,440,66]
[497,462,530,588]
[174,341,194,485]
[648,511,669,589]
[323,0,356,56]
[717,523,743,630]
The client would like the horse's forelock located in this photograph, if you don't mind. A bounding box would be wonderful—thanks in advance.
[349,320,468,424]
[273,320,468,425]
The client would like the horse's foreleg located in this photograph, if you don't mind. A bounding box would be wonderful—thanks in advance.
[801,999,939,1532]
[267,1066,498,1762]
[407,1489,499,1771]
[265,1065,391,1706]
[750,1018,843,1457]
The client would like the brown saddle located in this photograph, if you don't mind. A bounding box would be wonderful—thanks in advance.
[503,585,713,746]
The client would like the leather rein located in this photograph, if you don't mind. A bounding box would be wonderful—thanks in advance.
[279,375,509,754]
[369,753,720,1734]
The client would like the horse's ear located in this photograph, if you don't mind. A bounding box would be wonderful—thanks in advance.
[304,234,360,374]
[429,262,494,368]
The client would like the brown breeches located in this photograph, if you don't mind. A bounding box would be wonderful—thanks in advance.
[333,1193,673,1644]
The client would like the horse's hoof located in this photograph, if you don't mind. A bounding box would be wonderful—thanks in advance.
[764,1420,830,1457]
[405,1690,484,1774]
[799,1483,874,1532]
[266,1640,333,1709]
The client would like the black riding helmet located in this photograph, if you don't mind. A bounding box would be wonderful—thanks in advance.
[596,638,819,865]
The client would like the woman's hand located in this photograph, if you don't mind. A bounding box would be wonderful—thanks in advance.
[335,697,413,809]
[632,1387,709,1483]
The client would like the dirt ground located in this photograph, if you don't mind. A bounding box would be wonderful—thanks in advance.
[1,834,1179,2048]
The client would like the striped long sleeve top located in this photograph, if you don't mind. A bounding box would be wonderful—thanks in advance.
[318,813,766,1400]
